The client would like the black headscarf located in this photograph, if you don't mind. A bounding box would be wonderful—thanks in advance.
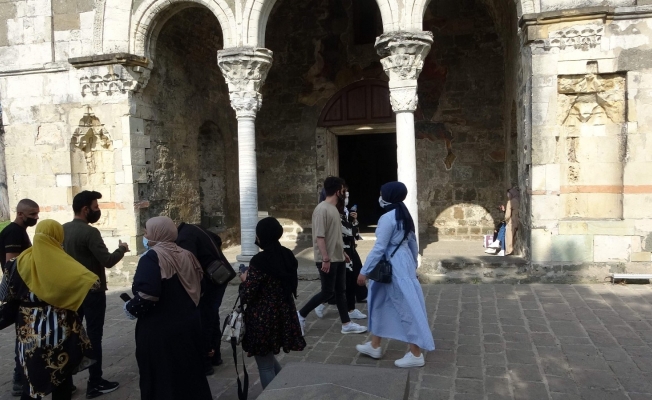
[380,181,415,240]
[251,217,299,299]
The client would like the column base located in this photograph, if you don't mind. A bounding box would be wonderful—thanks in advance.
[236,254,254,264]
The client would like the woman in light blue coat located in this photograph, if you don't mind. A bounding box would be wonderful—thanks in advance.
[355,181,435,368]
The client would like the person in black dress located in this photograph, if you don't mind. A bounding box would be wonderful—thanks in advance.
[124,216,211,400]
[240,217,306,388]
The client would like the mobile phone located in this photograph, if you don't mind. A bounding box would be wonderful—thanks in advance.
[351,205,358,212]
[119,293,132,302]
[239,264,249,274]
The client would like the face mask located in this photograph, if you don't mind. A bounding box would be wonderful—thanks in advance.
[143,236,150,250]
[379,196,392,209]
[24,217,37,227]
[344,198,349,207]
[87,209,101,224]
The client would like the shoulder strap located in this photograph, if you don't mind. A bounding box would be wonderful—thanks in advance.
[389,234,408,258]
[231,338,249,400]
[189,224,221,256]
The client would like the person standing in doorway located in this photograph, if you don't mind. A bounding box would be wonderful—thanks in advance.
[296,177,367,335]
[0,198,39,397]
[63,191,129,398]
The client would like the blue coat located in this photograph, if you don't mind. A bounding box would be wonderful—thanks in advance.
[361,210,435,351]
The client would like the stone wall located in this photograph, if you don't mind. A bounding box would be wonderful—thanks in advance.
[133,7,239,240]
[524,10,652,274]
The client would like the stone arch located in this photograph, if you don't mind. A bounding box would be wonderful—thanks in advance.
[243,0,400,47]
[131,0,236,59]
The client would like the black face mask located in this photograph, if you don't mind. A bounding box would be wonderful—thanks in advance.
[87,209,101,224]
[24,217,37,227]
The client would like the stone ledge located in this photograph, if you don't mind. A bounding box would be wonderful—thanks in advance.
[520,5,652,30]
[258,363,409,400]
[68,53,150,69]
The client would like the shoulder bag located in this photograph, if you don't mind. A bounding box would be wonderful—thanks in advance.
[190,225,237,286]
[367,235,407,284]
[221,294,248,400]
[0,259,20,330]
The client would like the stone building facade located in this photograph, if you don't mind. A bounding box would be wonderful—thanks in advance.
[0,0,651,279]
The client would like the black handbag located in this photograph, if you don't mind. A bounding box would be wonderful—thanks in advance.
[190,225,237,285]
[0,259,20,330]
[367,235,407,284]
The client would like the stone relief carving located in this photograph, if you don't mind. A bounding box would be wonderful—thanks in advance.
[375,31,433,113]
[71,106,111,174]
[558,72,625,125]
[80,65,151,97]
[92,0,106,53]
[533,25,603,52]
[217,47,273,118]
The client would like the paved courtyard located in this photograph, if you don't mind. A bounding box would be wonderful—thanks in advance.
[2,283,652,399]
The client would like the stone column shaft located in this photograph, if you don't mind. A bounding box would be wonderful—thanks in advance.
[217,47,273,263]
[376,31,433,240]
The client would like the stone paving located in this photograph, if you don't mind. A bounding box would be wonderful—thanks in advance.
[2,283,652,399]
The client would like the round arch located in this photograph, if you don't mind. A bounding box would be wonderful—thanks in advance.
[131,0,237,59]
[243,0,400,48]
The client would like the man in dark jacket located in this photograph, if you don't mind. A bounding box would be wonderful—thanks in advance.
[176,223,230,374]
[63,191,129,398]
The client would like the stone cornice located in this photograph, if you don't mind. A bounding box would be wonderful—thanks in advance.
[520,5,652,32]
[68,53,151,69]
[375,31,433,113]
[217,47,273,119]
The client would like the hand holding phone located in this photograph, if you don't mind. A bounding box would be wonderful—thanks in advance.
[119,293,132,302]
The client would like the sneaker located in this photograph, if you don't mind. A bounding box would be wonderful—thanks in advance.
[341,322,367,334]
[394,352,425,368]
[484,248,498,254]
[86,380,119,398]
[488,240,501,249]
[497,250,505,256]
[315,304,326,318]
[297,311,306,336]
[348,309,367,319]
[11,381,21,396]
[356,341,382,359]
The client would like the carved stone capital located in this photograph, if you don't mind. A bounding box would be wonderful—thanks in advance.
[217,47,273,119]
[375,31,433,112]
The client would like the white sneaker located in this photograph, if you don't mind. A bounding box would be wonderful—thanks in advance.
[297,311,306,336]
[394,352,425,368]
[484,248,498,254]
[315,304,326,318]
[489,240,501,249]
[341,322,367,334]
[497,250,505,256]
[348,309,367,319]
[356,341,382,359]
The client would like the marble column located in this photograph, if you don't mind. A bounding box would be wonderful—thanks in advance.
[217,47,273,263]
[376,31,433,239]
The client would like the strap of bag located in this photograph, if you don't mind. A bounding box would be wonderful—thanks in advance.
[230,337,249,400]
[389,234,408,258]
[189,224,229,265]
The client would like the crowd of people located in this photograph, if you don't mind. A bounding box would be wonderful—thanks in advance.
[0,177,436,399]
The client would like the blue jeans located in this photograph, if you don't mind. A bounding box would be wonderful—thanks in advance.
[497,225,506,251]
[254,353,282,389]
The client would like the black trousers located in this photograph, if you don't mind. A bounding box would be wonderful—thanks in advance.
[21,375,72,400]
[299,262,351,324]
[77,290,106,384]
[13,339,22,383]
[199,281,228,366]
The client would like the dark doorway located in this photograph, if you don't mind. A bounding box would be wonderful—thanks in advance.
[338,133,397,229]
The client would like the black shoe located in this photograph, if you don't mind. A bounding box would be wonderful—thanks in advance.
[86,380,119,398]
[71,384,77,394]
[211,357,223,366]
[11,381,21,397]
[205,366,215,376]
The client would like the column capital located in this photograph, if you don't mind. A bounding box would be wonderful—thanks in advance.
[375,31,433,112]
[217,47,273,119]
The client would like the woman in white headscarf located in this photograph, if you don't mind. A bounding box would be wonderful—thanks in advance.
[124,216,211,400]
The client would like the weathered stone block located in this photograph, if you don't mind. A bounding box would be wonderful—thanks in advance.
[531,229,554,263]
[551,234,593,262]
[623,195,652,219]
[53,13,79,31]
[631,252,652,262]
[594,236,641,262]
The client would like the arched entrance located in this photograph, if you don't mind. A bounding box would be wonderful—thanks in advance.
[317,79,397,229]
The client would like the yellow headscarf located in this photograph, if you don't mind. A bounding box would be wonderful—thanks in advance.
[16,219,98,311]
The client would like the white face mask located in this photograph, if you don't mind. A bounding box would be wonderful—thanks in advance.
[344,198,349,206]
[379,196,391,208]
